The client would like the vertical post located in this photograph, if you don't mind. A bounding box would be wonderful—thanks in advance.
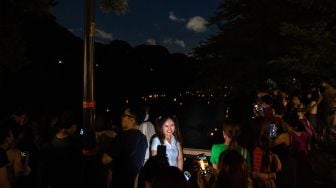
[83,0,96,150]
[82,0,96,187]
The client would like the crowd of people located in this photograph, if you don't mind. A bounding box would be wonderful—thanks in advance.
[1,81,336,188]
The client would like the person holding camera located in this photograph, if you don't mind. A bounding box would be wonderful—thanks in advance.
[151,115,183,171]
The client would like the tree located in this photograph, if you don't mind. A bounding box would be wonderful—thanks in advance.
[193,0,336,92]
[270,0,336,85]
[0,0,57,110]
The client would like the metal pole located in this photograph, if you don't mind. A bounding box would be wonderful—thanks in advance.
[82,0,96,187]
[83,0,96,150]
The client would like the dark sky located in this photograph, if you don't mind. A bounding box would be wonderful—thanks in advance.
[52,0,222,54]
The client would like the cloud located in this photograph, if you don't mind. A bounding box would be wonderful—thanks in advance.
[68,28,75,33]
[174,40,186,48]
[95,28,113,42]
[163,38,186,48]
[169,11,186,23]
[146,38,156,45]
[186,16,208,33]
[68,28,82,36]
[163,38,173,45]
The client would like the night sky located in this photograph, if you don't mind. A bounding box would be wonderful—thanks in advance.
[52,0,222,54]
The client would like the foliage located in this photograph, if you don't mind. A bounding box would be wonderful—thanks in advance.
[0,0,56,87]
[193,0,336,93]
[270,0,336,82]
[99,0,128,14]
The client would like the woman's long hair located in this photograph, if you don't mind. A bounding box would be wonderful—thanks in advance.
[155,115,182,145]
[222,122,241,150]
[216,150,249,188]
[257,121,272,172]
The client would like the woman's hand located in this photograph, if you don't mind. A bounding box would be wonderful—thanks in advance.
[101,153,112,165]
[196,168,212,188]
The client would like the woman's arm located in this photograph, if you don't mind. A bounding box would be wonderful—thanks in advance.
[7,149,27,177]
[273,132,290,147]
[212,164,218,170]
[252,171,276,181]
[150,137,159,156]
[177,143,183,171]
[151,149,157,156]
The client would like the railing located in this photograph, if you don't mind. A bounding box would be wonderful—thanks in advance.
[183,148,210,157]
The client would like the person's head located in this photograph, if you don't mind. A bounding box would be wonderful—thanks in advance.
[10,105,32,126]
[56,110,77,134]
[222,121,240,147]
[273,95,287,116]
[121,104,145,130]
[151,166,188,188]
[295,104,306,118]
[291,95,301,107]
[216,150,249,188]
[138,155,170,188]
[260,95,273,109]
[155,114,182,144]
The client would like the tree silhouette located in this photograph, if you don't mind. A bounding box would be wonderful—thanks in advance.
[193,0,336,92]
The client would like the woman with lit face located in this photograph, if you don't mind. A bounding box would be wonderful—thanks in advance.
[151,115,183,171]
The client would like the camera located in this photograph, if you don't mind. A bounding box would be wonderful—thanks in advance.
[196,153,210,176]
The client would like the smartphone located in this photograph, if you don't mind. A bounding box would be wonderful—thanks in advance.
[157,145,166,158]
[184,171,191,181]
[254,104,264,113]
[197,153,210,176]
[269,123,277,139]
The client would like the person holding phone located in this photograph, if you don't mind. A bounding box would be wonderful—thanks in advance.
[151,115,183,171]
[197,150,249,188]
[252,120,281,188]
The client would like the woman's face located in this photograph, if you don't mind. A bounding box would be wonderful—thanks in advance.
[292,96,301,105]
[162,118,175,137]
